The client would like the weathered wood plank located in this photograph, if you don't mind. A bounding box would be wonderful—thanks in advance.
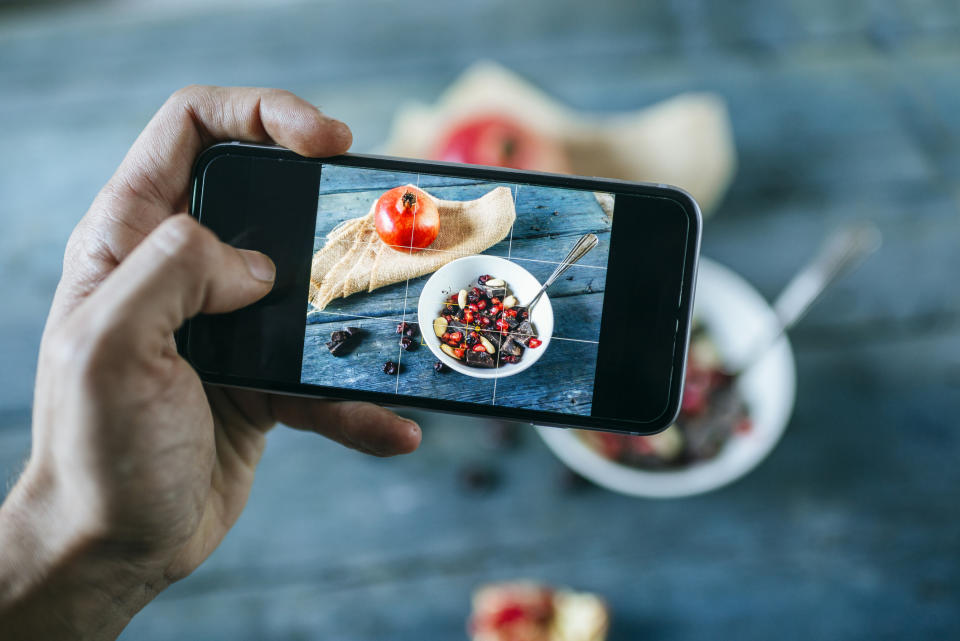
[114,329,960,641]
[303,291,603,414]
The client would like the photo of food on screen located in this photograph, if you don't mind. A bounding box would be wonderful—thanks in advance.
[300,165,613,416]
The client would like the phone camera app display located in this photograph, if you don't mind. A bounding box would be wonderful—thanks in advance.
[301,165,612,417]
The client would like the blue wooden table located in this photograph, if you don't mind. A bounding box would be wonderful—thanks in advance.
[0,1,958,640]
[303,165,611,414]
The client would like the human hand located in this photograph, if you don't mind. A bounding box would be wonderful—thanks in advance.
[0,86,421,640]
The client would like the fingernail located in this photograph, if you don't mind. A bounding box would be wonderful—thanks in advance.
[240,249,276,283]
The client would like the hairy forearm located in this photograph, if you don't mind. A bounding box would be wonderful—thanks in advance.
[0,465,158,641]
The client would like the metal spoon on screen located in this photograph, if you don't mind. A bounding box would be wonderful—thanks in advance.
[728,221,882,376]
[523,233,599,313]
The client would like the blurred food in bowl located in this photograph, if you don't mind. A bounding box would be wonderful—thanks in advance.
[383,61,736,214]
[468,580,609,641]
[536,258,796,498]
[577,320,751,469]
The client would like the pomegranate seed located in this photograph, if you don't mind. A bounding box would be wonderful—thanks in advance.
[448,331,463,343]
[453,347,465,358]
[479,316,492,327]
[478,275,492,285]
[471,343,487,352]
[476,299,487,310]
[496,319,510,332]
[463,311,475,324]
[448,293,459,303]
[491,304,502,314]
[504,309,517,319]
[491,297,501,305]
[467,303,479,313]
[527,338,542,348]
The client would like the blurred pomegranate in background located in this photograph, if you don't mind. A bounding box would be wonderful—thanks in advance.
[432,114,571,173]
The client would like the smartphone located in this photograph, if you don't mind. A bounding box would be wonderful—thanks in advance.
[178,142,700,434]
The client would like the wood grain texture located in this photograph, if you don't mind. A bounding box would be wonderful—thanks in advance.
[0,0,958,639]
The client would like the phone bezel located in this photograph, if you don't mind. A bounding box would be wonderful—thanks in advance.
[181,142,701,434]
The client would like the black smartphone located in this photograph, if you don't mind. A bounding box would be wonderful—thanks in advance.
[178,142,700,434]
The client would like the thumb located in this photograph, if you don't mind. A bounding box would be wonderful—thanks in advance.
[87,214,275,338]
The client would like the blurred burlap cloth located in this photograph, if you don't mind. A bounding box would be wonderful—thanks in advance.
[382,61,736,215]
[309,186,515,310]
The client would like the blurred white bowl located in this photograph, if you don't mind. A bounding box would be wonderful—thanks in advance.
[417,255,554,378]
[536,256,796,498]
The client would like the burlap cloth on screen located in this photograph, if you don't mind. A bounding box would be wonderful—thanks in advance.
[308,186,515,310]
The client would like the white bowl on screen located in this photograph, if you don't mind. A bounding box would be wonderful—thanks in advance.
[417,255,553,378]
[536,256,796,498]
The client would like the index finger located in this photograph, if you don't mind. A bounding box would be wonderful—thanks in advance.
[108,85,352,217]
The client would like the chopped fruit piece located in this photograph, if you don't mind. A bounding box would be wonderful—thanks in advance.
[502,295,517,309]
[458,289,468,309]
[479,335,496,354]
[527,338,542,349]
[440,343,462,360]
[433,316,449,338]
[479,316,492,327]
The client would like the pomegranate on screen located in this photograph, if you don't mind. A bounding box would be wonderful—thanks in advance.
[374,185,439,252]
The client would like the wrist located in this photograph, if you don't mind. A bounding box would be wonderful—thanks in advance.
[0,462,163,640]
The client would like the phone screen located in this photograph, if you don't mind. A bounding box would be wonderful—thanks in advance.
[185,147,698,432]
[303,164,613,416]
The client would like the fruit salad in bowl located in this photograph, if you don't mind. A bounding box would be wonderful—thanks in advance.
[419,255,553,378]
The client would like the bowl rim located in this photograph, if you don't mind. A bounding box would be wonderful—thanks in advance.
[416,254,554,379]
[535,256,797,498]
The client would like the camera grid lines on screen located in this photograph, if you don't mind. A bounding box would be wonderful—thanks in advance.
[302,164,612,415]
